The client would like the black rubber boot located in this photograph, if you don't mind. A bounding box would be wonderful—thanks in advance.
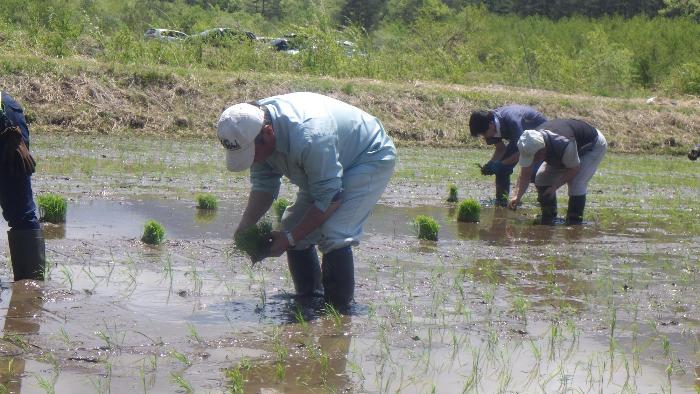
[321,246,354,310]
[7,229,46,281]
[566,195,587,225]
[494,170,511,207]
[287,246,323,297]
[536,186,557,225]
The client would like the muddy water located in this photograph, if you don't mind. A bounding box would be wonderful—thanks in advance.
[0,198,698,393]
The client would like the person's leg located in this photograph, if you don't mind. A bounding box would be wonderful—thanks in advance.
[534,163,564,225]
[318,159,395,308]
[566,131,608,224]
[280,191,324,296]
[494,141,517,207]
[0,175,44,280]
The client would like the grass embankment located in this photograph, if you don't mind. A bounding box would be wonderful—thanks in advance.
[2,56,698,154]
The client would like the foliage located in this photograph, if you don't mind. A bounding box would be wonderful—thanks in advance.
[414,215,439,241]
[196,193,218,210]
[234,221,273,262]
[1,1,700,96]
[141,219,166,245]
[660,0,700,21]
[457,198,480,223]
[665,62,700,95]
[446,183,458,202]
[37,193,68,223]
[272,198,290,221]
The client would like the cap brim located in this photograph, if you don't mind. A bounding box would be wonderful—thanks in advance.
[225,144,255,171]
[518,154,534,168]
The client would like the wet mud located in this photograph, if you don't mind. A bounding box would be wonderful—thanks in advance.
[0,197,697,393]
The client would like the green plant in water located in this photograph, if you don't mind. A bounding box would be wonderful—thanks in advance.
[272,198,290,221]
[447,183,458,202]
[195,193,218,210]
[227,359,251,393]
[457,198,481,223]
[141,219,165,245]
[37,193,67,223]
[414,215,439,241]
[234,221,273,263]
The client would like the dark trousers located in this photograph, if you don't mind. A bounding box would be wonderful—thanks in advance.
[0,175,39,230]
[0,92,39,231]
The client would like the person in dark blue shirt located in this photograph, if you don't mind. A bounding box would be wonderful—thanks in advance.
[469,105,547,206]
[0,91,45,281]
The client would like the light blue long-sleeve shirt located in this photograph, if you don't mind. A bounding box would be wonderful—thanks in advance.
[250,92,396,212]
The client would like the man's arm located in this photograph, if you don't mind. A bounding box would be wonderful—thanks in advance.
[236,191,275,234]
[268,199,341,256]
[508,165,533,209]
[501,151,520,166]
[490,141,506,161]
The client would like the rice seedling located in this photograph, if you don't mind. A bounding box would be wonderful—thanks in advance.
[234,220,273,263]
[457,198,481,223]
[37,193,67,223]
[272,198,290,221]
[141,219,165,245]
[414,215,439,241]
[170,350,191,367]
[227,359,251,393]
[195,193,218,210]
[446,183,458,202]
[170,373,193,393]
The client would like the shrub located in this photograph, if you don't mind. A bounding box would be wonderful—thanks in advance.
[196,193,218,210]
[446,183,458,202]
[141,219,166,245]
[37,193,67,223]
[272,198,290,221]
[234,221,273,263]
[457,199,481,223]
[414,215,439,241]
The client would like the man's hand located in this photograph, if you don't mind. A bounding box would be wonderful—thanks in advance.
[0,126,35,177]
[507,197,520,210]
[480,160,502,176]
[268,230,290,257]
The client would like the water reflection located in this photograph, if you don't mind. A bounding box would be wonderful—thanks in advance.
[231,316,353,393]
[0,281,44,392]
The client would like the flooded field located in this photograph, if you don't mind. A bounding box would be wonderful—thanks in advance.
[0,134,698,393]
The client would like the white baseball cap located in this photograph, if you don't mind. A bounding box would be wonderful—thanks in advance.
[517,129,546,167]
[216,103,264,171]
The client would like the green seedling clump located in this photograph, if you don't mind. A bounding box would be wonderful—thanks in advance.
[414,215,439,241]
[141,220,166,245]
[234,221,273,263]
[196,193,218,210]
[37,193,68,223]
[447,183,458,202]
[272,198,290,221]
[457,198,481,223]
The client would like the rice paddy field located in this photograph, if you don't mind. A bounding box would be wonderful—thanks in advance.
[0,134,698,393]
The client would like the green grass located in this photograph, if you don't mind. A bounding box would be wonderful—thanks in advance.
[446,183,458,203]
[272,198,290,222]
[414,215,439,241]
[457,199,481,223]
[141,219,165,245]
[195,193,218,210]
[234,221,273,263]
[37,193,68,223]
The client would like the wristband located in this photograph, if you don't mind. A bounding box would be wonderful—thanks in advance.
[284,231,296,247]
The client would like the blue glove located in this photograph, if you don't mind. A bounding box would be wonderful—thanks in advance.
[480,160,502,176]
